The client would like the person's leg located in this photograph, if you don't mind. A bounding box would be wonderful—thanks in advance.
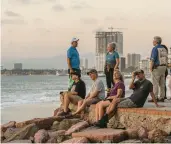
[98,100,111,120]
[73,98,98,115]
[159,66,166,101]
[75,100,83,112]
[105,70,111,89]
[151,69,160,100]
[164,69,168,99]
[63,92,72,112]
[95,103,100,122]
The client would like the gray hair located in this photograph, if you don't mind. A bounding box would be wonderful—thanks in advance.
[109,42,116,50]
[154,36,162,44]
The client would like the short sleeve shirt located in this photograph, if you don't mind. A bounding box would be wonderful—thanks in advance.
[129,79,153,107]
[89,78,105,100]
[109,81,125,98]
[150,45,168,66]
[67,46,80,69]
[71,80,86,99]
[106,51,119,68]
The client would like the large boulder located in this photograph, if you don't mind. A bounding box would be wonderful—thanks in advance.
[137,126,148,140]
[125,129,138,139]
[34,129,49,143]
[47,137,57,143]
[65,121,89,135]
[15,116,62,129]
[61,137,89,143]
[8,140,32,143]
[1,121,16,132]
[4,127,21,139]
[48,130,66,143]
[148,129,168,143]
[72,128,128,143]
[50,119,81,131]
[4,123,39,142]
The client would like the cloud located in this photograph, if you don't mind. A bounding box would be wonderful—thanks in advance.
[81,18,98,24]
[70,1,91,9]
[1,19,26,25]
[52,4,65,11]
[4,11,21,17]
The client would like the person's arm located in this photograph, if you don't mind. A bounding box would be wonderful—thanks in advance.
[129,72,136,89]
[89,90,100,99]
[150,48,158,72]
[114,52,120,70]
[150,92,164,107]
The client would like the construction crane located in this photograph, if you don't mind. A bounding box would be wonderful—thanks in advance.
[108,26,128,32]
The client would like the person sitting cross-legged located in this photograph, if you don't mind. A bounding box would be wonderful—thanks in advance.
[72,69,105,116]
[95,69,164,128]
[95,70,125,127]
[58,71,86,116]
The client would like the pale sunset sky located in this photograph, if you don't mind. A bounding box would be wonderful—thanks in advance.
[1,0,171,68]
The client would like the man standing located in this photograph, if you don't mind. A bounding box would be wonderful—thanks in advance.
[67,38,80,90]
[149,36,168,102]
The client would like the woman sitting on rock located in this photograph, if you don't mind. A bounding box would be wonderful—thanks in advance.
[94,70,125,127]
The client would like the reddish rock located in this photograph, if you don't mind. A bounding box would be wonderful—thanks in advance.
[34,129,49,143]
[138,127,148,139]
[15,116,62,129]
[72,128,128,143]
[48,130,65,138]
[51,119,81,131]
[61,137,89,143]
[4,127,21,139]
[65,121,89,135]
[1,121,16,132]
[8,140,32,143]
[1,131,5,142]
[54,107,63,116]
[125,129,138,139]
[47,137,57,143]
[4,123,39,142]
[48,130,66,143]
[148,129,168,143]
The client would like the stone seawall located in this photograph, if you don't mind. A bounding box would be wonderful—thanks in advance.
[69,104,171,134]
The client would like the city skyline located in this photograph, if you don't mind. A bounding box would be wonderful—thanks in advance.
[1,0,171,69]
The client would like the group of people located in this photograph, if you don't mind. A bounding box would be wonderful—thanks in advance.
[58,36,166,128]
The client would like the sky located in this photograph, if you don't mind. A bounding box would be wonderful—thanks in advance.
[1,0,171,68]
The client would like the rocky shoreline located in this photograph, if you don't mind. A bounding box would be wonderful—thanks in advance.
[1,104,171,143]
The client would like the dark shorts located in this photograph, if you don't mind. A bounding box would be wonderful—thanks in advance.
[117,98,137,108]
[84,97,102,106]
[68,68,81,77]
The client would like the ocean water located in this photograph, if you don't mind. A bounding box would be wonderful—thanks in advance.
[1,75,170,109]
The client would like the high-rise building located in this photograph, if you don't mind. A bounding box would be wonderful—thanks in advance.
[119,57,126,72]
[95,31,123,71]
[127,53,141,68]
[139,58,150,75]
[80,58,88,69]
[14,63,22,70]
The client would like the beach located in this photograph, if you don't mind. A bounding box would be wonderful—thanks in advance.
[1,102,59,124]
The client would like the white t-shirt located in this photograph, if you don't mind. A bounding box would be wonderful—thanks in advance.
[89,78,105,100]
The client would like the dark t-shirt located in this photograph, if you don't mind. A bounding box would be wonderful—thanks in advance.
[129,79,153,107]
[70,80,86,99]
[108,81,125,98]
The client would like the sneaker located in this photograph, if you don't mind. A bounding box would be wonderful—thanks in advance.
[58,109,71,116]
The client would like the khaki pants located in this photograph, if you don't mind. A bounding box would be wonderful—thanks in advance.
[152,66,166,99]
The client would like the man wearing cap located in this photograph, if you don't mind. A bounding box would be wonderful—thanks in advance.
[67,38,81,91]
[59,71,86,116]
[95,69,164,128]
[72,69,105,115]
[149,36,168,102]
